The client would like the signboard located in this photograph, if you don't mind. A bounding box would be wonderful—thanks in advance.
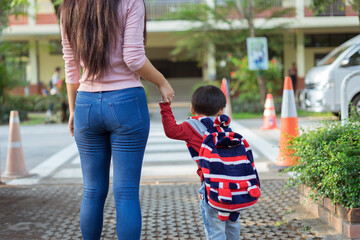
[247,37,269,70]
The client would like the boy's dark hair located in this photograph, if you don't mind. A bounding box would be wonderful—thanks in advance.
[55,67,61,72]
[191,85,226,116]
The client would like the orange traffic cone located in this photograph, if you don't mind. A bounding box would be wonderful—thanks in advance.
[261,93,278,130]
[276,77,299,167]
[3,111,29,178]
[221,78,232,118]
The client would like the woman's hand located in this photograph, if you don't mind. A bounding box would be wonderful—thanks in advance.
[158,80,175,103]
[66,83,79,137]
[68,112,75,137]
[134,59,175,103]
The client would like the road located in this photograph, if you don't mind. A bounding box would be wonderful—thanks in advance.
[0,105,327,185]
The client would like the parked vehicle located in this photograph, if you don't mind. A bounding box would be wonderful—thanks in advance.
[298,35,360,116]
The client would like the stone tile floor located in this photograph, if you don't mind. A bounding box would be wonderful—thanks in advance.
[0,180,325,240]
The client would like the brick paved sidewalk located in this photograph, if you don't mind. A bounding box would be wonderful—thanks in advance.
[0,180,327,240]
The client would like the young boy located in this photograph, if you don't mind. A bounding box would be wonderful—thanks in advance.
[160,85,244,240]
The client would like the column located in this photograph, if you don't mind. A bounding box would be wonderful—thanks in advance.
[28,0,36,26]
[204,0,215,9]
[206,42,216,82]
[203,0,216,82]
[28,39,38,85]
[296,0,304,20]
[296,29,305,89]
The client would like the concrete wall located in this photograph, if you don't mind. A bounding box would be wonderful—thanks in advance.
[38,39,65,85]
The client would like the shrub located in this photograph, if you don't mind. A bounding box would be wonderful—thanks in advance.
[228,56,283,103]
[0,105,27,124]
[286,113,360,209]
[0,94,67,124]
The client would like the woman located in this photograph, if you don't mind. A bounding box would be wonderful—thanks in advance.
[60,0,174,239]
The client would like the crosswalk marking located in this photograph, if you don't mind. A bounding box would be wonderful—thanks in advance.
[144,152,192,162]
[231,121,278,163]
[6,121,272,185]
[64,125,263,179]
[142,165,196,176]
[145,143,187,152]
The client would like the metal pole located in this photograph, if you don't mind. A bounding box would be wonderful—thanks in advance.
[341,70,360,125]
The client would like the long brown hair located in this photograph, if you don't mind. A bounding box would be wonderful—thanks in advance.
[60,0,147,80]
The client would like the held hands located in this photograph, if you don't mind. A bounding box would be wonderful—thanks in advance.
[158,79,175,104]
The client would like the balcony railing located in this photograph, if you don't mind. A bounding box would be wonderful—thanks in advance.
[304,0,357,17]
[6,0,358,26]
[145,0,203,21]
[145,0,292,21]
[7,4,28,25]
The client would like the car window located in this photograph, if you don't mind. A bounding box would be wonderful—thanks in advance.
[317,44,351,66]
[346,50,360,66]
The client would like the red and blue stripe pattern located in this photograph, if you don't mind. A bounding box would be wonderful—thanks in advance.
[193,115,261,221]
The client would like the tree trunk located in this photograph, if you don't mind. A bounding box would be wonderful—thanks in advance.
[257,72,267,104]
[247,0,255,38]
[247,0,266,104]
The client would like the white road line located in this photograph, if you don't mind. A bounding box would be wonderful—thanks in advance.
[141,165,196,176]
[145,143,187,152]
[53,168,82,179]
[231,121,279,163]
[7,142,78,185]
[71,156,80,165]
[254,162,269,172]
[7,121,274,184]
[148,132,166,137]
[147,138,181,144]
[144,152,192,162]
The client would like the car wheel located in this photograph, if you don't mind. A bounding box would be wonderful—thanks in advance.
[351,94,360,117]
[331,111,340,117]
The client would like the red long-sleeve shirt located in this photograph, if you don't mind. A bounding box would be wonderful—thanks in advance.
[159,102,204,181]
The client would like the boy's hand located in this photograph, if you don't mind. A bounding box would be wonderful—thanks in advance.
[158,80,174,104]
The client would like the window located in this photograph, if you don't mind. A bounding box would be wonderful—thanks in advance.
[305,33,358,48]
[151,60,202,78]
[346,50,360,67]
[317,44,351,66]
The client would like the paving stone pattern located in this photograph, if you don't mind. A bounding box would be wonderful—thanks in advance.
[0,180,321,240]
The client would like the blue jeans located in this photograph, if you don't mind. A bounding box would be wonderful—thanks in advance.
[74,87,150,240]
[199,184,241,240]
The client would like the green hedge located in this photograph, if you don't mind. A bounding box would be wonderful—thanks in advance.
[0,105,27,124]
[286,113,360,209]
[0,95,66,124]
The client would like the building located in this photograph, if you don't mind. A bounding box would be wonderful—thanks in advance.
[2,0,359,101]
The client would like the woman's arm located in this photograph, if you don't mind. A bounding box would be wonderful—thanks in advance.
[66,83,79,137]
[135,58,174,103]
[123,0,174,103]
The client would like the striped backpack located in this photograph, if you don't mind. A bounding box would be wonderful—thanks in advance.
[195,115,261,221]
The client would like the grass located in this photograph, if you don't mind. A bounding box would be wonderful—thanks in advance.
[232,112,263,119]
[21,113,46,126]
[297,110,334,118]
[232,110,334,119]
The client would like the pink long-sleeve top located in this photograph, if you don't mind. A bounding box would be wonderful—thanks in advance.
[61,0,146,92]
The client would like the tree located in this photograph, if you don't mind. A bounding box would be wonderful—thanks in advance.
[311,0,360,24]
[0,0,28,103]
[170,0,293,104]
[49,0,62,19]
